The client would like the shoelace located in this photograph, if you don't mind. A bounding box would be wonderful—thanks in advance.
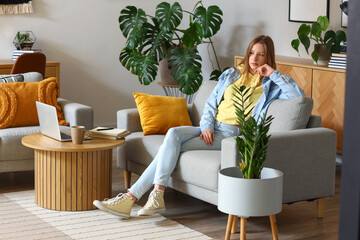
[104,193,129,206]
[145,190,160,208]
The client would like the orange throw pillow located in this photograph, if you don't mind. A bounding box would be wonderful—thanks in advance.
[133,92,192,135]
[0,77,68,129]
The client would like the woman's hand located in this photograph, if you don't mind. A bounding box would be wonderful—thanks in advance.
[200,129,215,146]
[255,64,275,77]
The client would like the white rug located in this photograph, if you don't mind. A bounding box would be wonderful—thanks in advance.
[0,190,212,240]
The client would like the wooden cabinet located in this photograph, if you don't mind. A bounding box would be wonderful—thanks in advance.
[235,56,346,152]
[0,59,60,94]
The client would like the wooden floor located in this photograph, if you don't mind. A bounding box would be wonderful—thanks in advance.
[0,164,341,240]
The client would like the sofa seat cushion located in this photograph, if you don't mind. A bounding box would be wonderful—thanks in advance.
[172,150,221,192]
[122,132,221,192]
[0,125,70,161]
[123,132,165,166]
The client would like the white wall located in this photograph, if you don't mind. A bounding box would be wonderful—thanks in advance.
[0,0,346,126]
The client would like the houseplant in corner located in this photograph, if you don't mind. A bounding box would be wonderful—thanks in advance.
[218,86,282,239]
[291,16,346,65]
[118,1,224,95]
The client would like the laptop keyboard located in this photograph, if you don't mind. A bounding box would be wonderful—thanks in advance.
[60,132,72,140]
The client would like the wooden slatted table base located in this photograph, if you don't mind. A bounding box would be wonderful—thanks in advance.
[22,133,125,211]
[34,149,112,211]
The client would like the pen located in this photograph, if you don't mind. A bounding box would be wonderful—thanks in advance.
[96,128,114,131]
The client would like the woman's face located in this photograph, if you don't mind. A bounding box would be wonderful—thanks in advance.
[248,43,267,74]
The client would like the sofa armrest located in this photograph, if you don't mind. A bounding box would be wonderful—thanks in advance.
[57,98,94,130]
[117,108,142,132]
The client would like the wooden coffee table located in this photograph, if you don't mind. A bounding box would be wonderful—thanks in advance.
[22,133,125,211]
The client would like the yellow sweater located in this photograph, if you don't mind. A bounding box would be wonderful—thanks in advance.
[216,67,264,125]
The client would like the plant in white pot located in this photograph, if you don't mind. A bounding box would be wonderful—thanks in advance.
[118,1,225,95]
[291,16,347,65]
[218,85,282,240]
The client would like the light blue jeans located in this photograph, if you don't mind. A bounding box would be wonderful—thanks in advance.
[129,121,241,199]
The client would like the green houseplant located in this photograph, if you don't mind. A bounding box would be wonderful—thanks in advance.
[291,16,346,64]
[218,85,281,238]
[13,31,36,50]
[118,1,224,95]
[233,85,274,179]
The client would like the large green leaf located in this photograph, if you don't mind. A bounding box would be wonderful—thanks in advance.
[317,16,329,31]
[132,54,159,85]
[299,33,310,54]
[181,22,203,48]
[291,39,300,53]
[168,46,203,95]
[142,19,173,61]
[297,24,310,36]
[119,48,158,85]
[119,6,148,49]
[310,22,322,39]
[193,5,223,38]
[155,2,183,32]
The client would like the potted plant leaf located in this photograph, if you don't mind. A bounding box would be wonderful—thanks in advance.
[291,16,347,65]
[217,85,283,239]
[118,1,225,95]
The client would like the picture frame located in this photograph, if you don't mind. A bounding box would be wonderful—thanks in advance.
[289,0,329,23]
[341,0,348,28]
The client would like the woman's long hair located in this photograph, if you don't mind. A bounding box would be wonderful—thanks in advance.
[240,35,276,76]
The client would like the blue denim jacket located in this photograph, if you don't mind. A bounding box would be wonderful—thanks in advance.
[199,67,305,132]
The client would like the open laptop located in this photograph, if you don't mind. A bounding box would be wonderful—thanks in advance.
[36,101,72,141]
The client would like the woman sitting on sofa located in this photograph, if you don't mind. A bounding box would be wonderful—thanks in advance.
[93,35,305,219]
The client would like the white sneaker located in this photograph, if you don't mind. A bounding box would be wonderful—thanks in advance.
[138,188,166,216]
[93,193,134,219]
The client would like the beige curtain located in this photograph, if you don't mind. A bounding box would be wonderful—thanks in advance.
[0,0,33,14]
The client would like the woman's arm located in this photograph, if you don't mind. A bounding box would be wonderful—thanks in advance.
[256,64,305,98]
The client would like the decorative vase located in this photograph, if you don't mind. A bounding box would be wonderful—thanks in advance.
[218,167,283,217]
[159,57,179,86]
[314,44,331,66]
[13,31,36,50]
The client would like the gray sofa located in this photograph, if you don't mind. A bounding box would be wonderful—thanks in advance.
[0,72,94,173]
[117,80,337,216]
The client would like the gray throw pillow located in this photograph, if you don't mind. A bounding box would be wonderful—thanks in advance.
[0,72,43,83]
[0,74,24,83]
[266,96,313,132]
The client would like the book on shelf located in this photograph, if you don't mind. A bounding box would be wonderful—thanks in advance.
[328,64,346,70]
[329,59,347,64]
[12,49,42,61]
[331,53,347,58]
[330,57,346,62]
[88,127,131,139]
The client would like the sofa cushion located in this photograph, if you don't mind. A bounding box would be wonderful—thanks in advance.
[190,80,218,126]
[0,74,24,83]
[172,150,221,191]
[0,77,68,129]
[133,92,192,135]
[266,96,313,132]
[0,72,43,83]
[0,125,70,161]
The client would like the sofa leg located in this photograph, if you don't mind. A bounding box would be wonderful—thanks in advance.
[124,170,131,189]
[317,197,325,218]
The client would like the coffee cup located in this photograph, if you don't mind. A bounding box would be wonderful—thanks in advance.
[71,126,86,144]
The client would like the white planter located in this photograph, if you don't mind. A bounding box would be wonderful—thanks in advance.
[218,167,283,217]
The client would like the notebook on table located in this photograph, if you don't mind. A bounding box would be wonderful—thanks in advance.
[35,101,72,142]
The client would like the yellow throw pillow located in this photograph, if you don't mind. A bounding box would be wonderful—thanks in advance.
[133,92,192,135]
[0,77,68,129]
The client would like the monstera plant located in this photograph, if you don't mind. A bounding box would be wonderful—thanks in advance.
[119,1,224,95]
